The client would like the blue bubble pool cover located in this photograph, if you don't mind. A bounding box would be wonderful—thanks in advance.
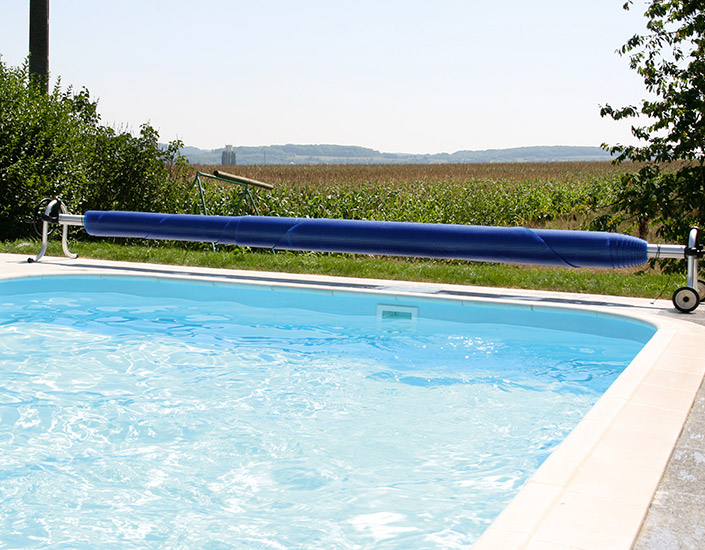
[84,211,648,269]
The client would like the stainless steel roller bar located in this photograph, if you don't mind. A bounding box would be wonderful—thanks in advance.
[646,243,686,259]
[58,214,85,226]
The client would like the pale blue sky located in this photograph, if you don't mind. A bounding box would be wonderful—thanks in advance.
[1,1,647,154]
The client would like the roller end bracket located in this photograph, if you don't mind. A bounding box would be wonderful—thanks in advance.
[28,198,81,263]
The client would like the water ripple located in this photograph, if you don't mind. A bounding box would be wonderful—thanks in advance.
[0,285,644,548]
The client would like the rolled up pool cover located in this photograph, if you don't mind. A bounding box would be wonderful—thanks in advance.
[84,211,649,269]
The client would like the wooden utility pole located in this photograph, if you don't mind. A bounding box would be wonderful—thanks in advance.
[29,0,50,91]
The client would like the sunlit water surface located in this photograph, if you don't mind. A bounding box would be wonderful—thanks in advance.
[0,276,652,548]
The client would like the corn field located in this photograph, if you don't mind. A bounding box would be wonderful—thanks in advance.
[185,162,632,230]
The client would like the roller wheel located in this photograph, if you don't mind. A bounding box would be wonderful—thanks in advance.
[699,279,705,302]
[672,286,701,313]
[32,198,58,237]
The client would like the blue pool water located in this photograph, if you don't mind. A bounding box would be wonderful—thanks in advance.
[0,275,654,548]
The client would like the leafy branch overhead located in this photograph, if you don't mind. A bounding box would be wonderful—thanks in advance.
[598,0,705,254]
[602,1,705,163]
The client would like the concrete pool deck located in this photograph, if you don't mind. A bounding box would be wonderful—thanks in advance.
[1,252,704,549]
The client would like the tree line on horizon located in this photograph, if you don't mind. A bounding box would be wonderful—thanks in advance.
[180,144,612,166]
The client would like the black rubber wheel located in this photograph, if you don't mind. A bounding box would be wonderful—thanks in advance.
[672,286,701,313]
[698,279,705,302]
[32,198,58,237]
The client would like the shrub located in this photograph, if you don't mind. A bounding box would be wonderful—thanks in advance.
[0,61,94,237]
[0,58,187,239]
[81,124,186,213]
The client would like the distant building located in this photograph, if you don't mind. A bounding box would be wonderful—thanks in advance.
[221,144,236,165]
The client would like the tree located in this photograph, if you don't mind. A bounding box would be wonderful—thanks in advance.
[598,0,705,249]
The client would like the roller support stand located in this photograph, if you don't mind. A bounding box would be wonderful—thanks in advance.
[28,199,78,263]
[670,227,703,313]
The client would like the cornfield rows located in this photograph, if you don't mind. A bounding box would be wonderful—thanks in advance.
[185,162,634,229]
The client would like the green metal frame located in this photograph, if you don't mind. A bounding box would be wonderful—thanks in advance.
[189,171,266,217]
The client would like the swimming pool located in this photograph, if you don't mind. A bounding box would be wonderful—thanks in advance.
[0,273,657,548]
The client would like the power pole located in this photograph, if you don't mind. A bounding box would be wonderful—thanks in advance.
[29,0,50,92]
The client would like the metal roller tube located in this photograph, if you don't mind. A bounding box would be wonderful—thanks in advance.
[58,214,85,226]
[646,243,686,259]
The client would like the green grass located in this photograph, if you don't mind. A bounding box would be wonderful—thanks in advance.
[2,238,684,300]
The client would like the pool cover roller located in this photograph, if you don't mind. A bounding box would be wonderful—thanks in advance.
[83,210,648,269]
[29,200,704,312]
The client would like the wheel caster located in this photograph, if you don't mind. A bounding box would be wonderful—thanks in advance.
[698,279,705,302]
[672,286,701,313]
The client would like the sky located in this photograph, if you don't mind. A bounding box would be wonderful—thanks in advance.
[0,1,648,154]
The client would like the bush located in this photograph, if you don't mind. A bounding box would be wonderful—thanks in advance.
[82,124,186,213]
[0,58,187,239]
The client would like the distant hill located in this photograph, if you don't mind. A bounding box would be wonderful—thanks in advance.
[177,144,612,166]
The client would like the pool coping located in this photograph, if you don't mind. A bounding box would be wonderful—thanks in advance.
[2,252,704,549]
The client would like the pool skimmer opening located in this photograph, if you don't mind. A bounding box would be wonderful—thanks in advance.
[377,304,418,321]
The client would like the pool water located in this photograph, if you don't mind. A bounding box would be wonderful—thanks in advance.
[0,276,654,548]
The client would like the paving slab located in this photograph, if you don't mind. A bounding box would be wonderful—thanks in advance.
[633,376,705,550]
